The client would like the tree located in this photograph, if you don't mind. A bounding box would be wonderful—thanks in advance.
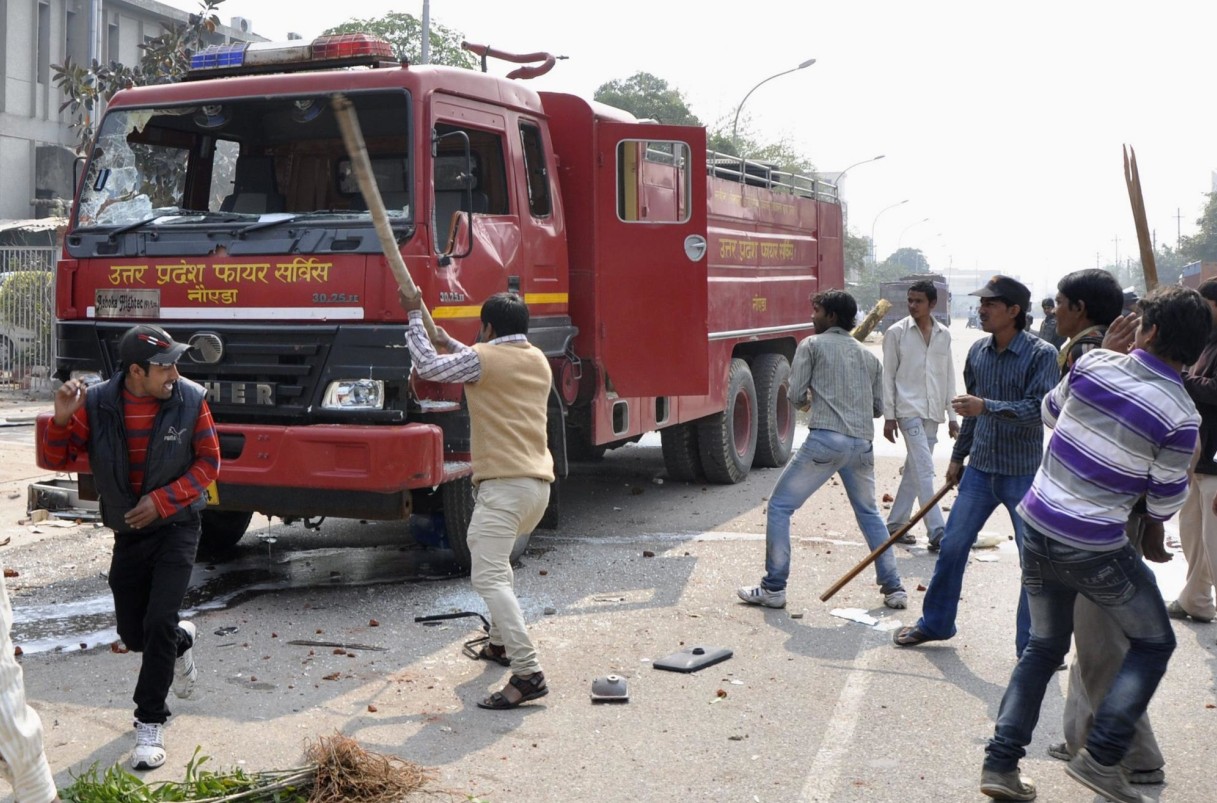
[594,73,702,126]
[52,0,224,153]
[324,11,477,68]
[849,249,932,312]
[1180,192,1217,263]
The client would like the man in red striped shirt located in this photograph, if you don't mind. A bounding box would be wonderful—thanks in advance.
[40,324,219,771]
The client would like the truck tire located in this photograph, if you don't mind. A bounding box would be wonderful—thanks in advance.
[441,476,534,572]
[538,478,560,530]
[199,510,253,554]
[752,353,794,468]
[661,422,703,482]
[442,475,476,570]
[697,358,758,484]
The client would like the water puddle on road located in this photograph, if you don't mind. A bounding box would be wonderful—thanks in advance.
[11,539,464,655]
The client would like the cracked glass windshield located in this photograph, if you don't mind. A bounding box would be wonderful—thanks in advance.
[76,93,411,229]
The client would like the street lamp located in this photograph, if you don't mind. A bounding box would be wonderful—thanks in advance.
[731,58,817,145]
[832,154,885,188]
[897,217,931,251]
[870,199,909,262]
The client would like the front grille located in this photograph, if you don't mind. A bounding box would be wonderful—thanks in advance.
[60,321,413,426]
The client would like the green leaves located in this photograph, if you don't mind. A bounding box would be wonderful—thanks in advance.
[58,749,312,803]
[50,1,225,153]
[323,12,478,68]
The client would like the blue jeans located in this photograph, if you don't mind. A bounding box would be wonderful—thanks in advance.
[762,429,902,594]
[914,466,1033,655]
[985,526,1176,771]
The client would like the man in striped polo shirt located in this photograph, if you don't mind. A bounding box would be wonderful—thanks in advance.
[979,285,1209,803]
[41,324,219,771]
[894,276,1058,655]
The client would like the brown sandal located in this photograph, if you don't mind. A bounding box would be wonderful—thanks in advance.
[476,642,511,667]
[477,672,548,710]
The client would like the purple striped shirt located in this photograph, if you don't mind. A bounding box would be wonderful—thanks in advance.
[1018,348,1198,550]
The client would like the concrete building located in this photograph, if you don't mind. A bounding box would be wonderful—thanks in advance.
[0,0,264,223]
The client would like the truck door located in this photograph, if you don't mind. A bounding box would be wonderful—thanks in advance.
[595,124,708,397]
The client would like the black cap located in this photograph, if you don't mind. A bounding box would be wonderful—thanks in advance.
[118,324,191,367]
[970,275,1032,313]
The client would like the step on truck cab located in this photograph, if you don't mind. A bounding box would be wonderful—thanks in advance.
[42,34,843,565]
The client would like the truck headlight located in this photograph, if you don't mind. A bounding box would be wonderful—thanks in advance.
[322,379,384,410]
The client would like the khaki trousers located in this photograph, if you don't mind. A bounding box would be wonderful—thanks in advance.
[1061,515,1164,771]
[1176,472,1217,619]
[469,477,550,676]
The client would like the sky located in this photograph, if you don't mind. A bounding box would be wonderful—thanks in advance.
[170,0,1217,298]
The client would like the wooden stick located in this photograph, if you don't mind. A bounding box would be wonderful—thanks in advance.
[852,298,891,341]
[331,93,440,341]
[820,482,954,602]
[1123,144,1159,292]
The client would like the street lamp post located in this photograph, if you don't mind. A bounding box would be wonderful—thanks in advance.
[897,217,931,251]
[896,217,931,270]
[832,154,885,188]
[731,58,817,146]
[870,199,909,263]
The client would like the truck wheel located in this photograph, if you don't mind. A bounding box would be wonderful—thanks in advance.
[752,353,794,468]
[697,358,758,484]
[538,478,560,530]
[442,476,476,570]
[442,475,535,571]
[661,422,703,482]
[199,510,253,554]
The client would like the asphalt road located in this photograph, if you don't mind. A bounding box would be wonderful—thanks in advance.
[1,325,1215,802]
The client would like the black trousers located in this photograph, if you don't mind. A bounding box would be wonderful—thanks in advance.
[108,518,199,724]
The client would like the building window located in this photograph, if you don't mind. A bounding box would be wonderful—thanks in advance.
[37,2,51,84]
[108,22,119,64]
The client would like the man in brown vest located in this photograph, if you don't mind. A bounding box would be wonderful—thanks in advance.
[400,291,555,709]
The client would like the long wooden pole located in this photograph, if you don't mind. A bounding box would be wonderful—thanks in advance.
[331,93,440,341]
[1123,144,1159,292]
[820,482,954,602]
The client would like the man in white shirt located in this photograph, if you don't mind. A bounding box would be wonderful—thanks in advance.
[882,280,959,548]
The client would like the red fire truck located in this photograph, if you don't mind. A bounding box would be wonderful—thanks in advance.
[41,34,843,566]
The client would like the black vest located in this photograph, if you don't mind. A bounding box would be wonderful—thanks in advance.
[86,372,208,534]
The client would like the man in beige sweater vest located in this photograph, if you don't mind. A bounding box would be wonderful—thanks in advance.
[400,291,555,710]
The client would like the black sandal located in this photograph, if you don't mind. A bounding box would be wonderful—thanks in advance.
[476,642,511,667]
[892,626,938,647]
[477,672,549,710]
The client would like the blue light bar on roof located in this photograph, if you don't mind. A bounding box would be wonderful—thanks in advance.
[191,43,248,70]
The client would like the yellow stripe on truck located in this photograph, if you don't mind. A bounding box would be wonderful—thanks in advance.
[431,293,568,319]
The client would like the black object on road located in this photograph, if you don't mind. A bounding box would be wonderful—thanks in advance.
[653,645,733,673]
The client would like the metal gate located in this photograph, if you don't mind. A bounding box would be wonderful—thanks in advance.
[0,247,57,390]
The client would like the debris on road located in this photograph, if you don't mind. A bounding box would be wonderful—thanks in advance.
[287,640,387,652]
[830,608,878,626]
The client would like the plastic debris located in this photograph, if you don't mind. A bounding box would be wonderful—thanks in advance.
[830,608,878,626]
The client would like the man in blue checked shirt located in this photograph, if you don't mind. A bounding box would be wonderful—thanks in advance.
[893,275,1058,656]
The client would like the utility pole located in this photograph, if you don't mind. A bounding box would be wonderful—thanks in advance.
[1175,207,1183,250]
[1112,234,1120,267]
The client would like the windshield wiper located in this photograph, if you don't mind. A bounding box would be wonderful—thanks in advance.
[104,213,180,242]
[237,214,302,236]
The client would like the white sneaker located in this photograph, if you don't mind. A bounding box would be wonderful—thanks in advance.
[736,584,786,608]
[131,720,166,770]
[884,589,909,609]
[172,621,197,700]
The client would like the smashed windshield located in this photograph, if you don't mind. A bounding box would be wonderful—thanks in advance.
[75,92,412,229]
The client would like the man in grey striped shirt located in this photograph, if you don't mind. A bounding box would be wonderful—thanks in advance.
[738,290,907,610]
